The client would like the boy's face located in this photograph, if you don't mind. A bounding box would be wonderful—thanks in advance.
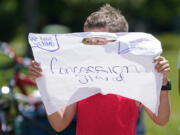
[83,27,115,45]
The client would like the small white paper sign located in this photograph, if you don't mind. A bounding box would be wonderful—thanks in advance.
[28,32,163,115]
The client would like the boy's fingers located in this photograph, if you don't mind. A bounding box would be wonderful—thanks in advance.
[153,56,164,63]
[29,66,42,76]
[29,69,42,77]
[155,60,169,70]
[29,71,42,79]
[153,56,170,79]
[29,61,42,81]
[31,60,40,67]
[161,68,170,74]
[29,65,42,72]
[158,64,170,72]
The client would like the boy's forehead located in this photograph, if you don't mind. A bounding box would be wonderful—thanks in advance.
[84,27,110,32]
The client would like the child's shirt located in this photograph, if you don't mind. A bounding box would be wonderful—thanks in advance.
[76,93,140,135]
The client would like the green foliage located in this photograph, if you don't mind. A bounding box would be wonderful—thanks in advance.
[154,33,180,52]
[1,0,180,42]
[33,0,180,31]
[139,0,180,25]
[0,0,22,41]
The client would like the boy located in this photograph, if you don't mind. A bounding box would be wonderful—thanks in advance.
[29,4,170,135]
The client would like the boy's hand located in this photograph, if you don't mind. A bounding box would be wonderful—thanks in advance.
[28,60,42,81]
[153,56,170,85]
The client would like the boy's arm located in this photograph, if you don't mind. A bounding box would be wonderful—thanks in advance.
[144,56,170,126]
[47,103,77,132]
[143,90,170,126]
[28,61,78,132]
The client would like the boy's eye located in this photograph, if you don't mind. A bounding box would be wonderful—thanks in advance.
[82,38,91,44]
[82,37,113,45]
[97,40,101,43]
[86,40,91,44]
[97,39,105,44]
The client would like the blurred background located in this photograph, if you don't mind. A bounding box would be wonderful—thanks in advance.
[0,0,179,135]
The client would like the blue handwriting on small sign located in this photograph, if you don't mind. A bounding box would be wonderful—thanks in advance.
[29,34,60,52]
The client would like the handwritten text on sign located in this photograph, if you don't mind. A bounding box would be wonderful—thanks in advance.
[28,32,163,115]
[50,56,141,84]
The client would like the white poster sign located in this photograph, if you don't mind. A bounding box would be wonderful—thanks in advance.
[28,32,163,115]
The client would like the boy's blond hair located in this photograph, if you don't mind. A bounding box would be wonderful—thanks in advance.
[84,4,128,32]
